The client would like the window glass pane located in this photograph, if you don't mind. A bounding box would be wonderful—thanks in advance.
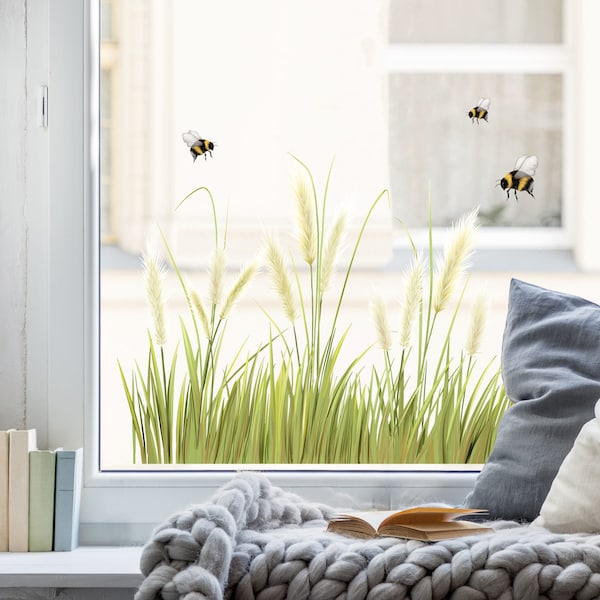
[100,0,113,41]
[389,0,563,44]
[388,73,562,228]
[99,0,393,469]
[99,0,562,470]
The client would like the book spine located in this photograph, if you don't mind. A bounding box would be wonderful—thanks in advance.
[0,431,9,552]
[8,429,37,552]
[28,450,57,552]
[53,448,83,552]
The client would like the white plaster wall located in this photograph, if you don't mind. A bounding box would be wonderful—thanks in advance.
[0,0,27,430]
[573,0,600,271]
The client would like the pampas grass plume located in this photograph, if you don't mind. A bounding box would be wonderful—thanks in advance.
[190,289,210,338]
[265,236,298,322]
[372,295,392,352]
[432,207,478,313]
[465,293,487,356]
[220,257,261,320]
[142,248,167,346]
[208,247,226,308]
[399,256,424,349]
[294,175,317,265]
[321,211,347,293]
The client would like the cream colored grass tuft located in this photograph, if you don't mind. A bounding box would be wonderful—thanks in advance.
[208,247,226,308]
[220,257,261,320]
[371,295,392,352]
[190,289,210,338]
[432,208,478,313]
[294,175,317,265]
[321,211,346,293]
[142,249,167,346]
[465,293,487,356]
[399,256,423,349]
[265,236,298,322]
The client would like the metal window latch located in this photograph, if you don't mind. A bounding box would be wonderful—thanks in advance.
[37,85,48,128]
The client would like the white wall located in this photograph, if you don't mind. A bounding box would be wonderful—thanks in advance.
[0,0,27,430]
[573,0,600,271]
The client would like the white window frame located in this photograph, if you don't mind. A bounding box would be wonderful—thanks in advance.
[30,0,600,545]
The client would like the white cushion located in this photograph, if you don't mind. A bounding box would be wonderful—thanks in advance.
[533,399,600,533]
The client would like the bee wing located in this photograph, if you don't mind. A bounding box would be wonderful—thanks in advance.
[182,130,201,147]
[514,154,538,176]
[477,98,491,110]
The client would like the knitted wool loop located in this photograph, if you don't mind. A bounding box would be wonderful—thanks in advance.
[136,473,600,599]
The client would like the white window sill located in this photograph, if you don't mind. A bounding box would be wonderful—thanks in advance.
[0,546,143,589]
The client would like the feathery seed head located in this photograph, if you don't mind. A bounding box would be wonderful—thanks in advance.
[220,257,261,320]
[142,248,167,346]
[321,211,347,293]
[265,236,298,322]
[208,247,226,308]
[371,295,392,352]
[432,208,479,313]
[399,255,424,349]
[465,293,487,356]
[294,175,317,265]
[190,288,210,338]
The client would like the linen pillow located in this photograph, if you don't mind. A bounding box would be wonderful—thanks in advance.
[463,278,600,522]
[532,399,600,533]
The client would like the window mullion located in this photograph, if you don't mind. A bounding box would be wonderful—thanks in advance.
[388,43,568,74]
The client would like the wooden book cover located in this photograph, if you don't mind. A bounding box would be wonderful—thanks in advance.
[8,429,37,552]
[28,449,58,552]
[326,506,492,541]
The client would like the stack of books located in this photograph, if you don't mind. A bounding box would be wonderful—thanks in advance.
[0,429,83,552]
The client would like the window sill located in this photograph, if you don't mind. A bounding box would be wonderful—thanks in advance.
[0,546,143,589]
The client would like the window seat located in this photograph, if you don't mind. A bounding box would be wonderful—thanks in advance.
[0,546,143,589]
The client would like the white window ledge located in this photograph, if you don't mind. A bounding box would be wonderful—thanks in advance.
[0,546,143,589]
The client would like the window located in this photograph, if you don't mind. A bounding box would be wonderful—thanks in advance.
[98,0,571,472]
[387,0,569,249]
[35,0,600,544]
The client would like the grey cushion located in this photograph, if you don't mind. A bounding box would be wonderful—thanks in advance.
[463,278,600,522]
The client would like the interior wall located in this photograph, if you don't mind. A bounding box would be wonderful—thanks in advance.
[0,0,27,430]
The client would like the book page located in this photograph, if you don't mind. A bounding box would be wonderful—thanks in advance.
[384,520,488,533]
[380,507,486,527]
[333,511,397,529]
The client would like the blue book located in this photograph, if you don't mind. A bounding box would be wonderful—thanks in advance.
[53,448,83,551]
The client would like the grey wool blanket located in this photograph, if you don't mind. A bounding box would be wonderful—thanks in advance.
[135,473,600,599]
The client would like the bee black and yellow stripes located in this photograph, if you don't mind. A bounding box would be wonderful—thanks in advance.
[499,155,538,201]
[182,130,215,162]
[468,98,490,123]
[192,139,214,158]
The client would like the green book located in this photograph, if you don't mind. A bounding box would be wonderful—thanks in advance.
[28,449,58,552]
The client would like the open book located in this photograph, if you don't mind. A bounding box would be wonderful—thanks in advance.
[326,507,493,541]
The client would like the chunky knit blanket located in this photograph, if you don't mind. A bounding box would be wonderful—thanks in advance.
[135,473,600,599]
